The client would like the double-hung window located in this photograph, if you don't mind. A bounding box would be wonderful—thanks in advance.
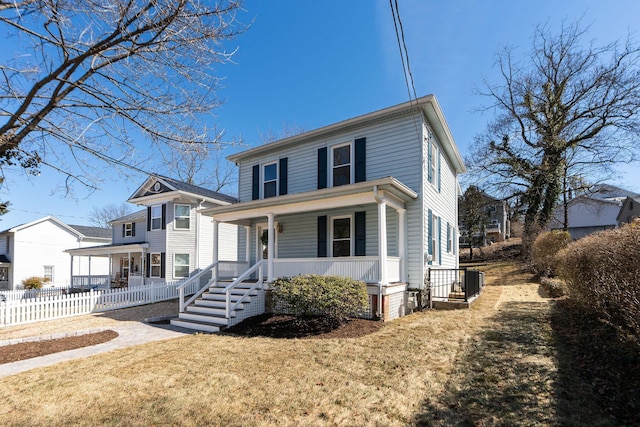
[263,162,278,198]
[174,204,190,230]
[332,143,351,187]
[43,265,54,283]
[124,223,133,237]
[151,205,162,230]
[431,213,439,264]
[430,142,438,186]
[331,216,352,257]
[174,254,190,278]
[150,253,161,278]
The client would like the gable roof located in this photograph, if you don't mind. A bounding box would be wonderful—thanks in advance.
[1,216,110,241]
[128,174,237,205]
[110,209,147,224]
[68,224,111,240]
[228,95,466,174]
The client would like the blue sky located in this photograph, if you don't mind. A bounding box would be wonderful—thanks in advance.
[2,0,640,227]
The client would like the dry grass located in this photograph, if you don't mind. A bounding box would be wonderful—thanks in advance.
[0,260,623,426]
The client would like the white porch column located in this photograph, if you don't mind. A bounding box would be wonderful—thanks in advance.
[398,208,407,282]
[69,255,74,287]
[267,213,274,282]
[244,225,251,263]
[378,201,388,285]
[88,255,92,286]
[212,219,219,282]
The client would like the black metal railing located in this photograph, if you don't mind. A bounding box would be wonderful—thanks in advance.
[426,267,484,305]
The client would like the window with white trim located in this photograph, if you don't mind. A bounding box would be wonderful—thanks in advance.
[430,142,438,186]
[124,222,133,237]
[431,213,439,264]
[150,253,161,278]
[331,216,352,257]
[174,204,191,230]
[332,143,352,187]
[447,223,452,254]
[151,205,162,230]
[174,253,190,278]
[43,265,54,283]
[263,162,278,198]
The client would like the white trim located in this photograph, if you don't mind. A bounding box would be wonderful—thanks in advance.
[330,142,353,187]
[150,252,161,278]
[329,214,353,257]
[150,205,162,230]
[173,253,190,279]
[262,161,279,199]
[173,203,191,230]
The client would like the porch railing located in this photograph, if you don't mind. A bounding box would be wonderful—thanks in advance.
[273,256,401,283]
[426,267,484,304]
[224,260,264,318]
[177,261,218,313]
[71,275,110,288]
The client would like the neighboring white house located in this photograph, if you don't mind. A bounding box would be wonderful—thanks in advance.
[171,95,467,331]
[549,184,638,239]
[66,175,239,287]
[0,216,111,290]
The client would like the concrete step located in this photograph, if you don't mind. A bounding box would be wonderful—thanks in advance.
[170,318,221,333]
[186,305,239,317]
[177,312,229,326]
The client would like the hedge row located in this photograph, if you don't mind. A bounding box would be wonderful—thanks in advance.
[556,224,640,343]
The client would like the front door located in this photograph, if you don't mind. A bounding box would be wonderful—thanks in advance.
[256,223,278,262]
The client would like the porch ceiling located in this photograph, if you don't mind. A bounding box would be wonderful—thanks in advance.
[65,242,149,257]
[199,177,418,223]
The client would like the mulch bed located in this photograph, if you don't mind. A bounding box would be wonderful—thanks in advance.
[0,330,119,364]
[224,314,383,339]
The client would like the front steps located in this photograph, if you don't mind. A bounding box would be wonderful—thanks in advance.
[170,282,259,333]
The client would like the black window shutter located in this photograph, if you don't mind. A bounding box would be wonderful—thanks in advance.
[317,147,327,189]
[355,137,366,183]
[161,204,166,230]
[317,215,327,257]
[147,207,151,231]
[122,224,125,238]
[252,164,260,200]
[279,157,288,196]
[355,211,366,256]
[132,222,136,237]
[160,252,166,278]
[146,253,150,277]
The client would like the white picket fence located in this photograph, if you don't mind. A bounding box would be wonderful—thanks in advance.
[0,279,202,328]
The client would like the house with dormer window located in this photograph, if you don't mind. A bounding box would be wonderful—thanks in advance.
[66,175,238,287]
[171,95,466,332]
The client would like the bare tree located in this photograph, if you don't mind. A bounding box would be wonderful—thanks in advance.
[88,203,133,228]
[258,122,307,144]
[471,21,640,257]
[0,0,244,192]
[158,134,244,193]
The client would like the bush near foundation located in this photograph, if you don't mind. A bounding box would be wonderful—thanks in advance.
[21,276,49,289]
[556,225,640,343]
[271,275,369,322]
[531,230,572,277]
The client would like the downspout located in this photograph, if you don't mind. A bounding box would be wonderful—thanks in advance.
[373,185,383,319]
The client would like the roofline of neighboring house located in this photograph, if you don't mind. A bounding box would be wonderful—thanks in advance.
[227,95,466,174]
[128,175,236,206]
[2,215,88,239]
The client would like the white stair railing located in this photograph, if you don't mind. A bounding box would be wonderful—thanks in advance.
[224,260,264,318]
[177,261,219,313]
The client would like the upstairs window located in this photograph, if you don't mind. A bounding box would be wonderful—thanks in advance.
[332,143,351,187]
[174,204,191,230]
[151,205,162,230]
[430,142,438,186]
[124,223,133,237]
[263,162,278,198]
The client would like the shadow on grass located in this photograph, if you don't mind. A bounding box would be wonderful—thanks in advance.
[413,298,626,426]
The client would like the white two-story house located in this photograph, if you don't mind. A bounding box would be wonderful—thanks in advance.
[66,175,238,287]
[172,95,466,331]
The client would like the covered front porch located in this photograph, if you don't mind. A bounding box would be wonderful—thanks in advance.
[200,177,418,319]
[65,242,149,289]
